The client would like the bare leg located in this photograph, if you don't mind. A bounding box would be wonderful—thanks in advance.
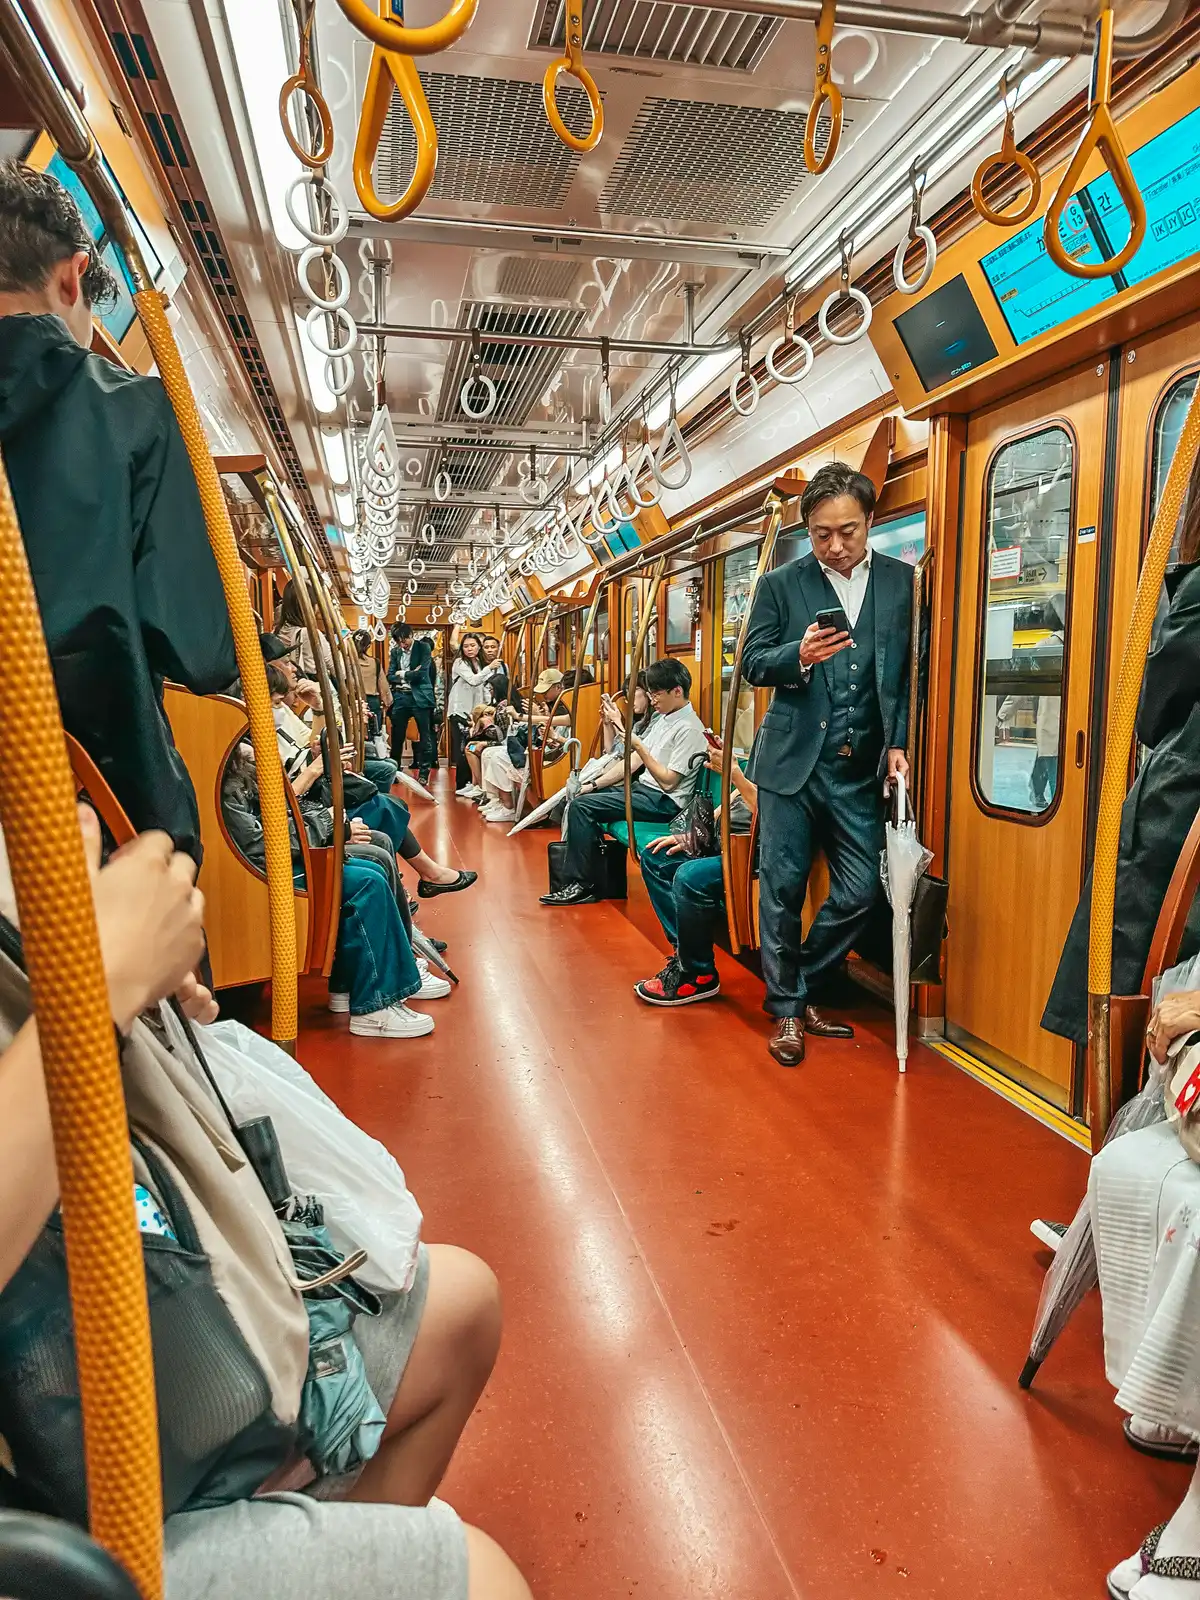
[465,1526,533,1600]
[467,746,483,787]
[348,1244,501,1508]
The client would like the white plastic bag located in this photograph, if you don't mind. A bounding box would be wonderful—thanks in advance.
[194,1019,422,1293]
[373,733,389,760]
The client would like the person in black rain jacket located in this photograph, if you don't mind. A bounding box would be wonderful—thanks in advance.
[0,161,235,862]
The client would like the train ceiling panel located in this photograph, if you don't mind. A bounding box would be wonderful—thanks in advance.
[529,0,783,73]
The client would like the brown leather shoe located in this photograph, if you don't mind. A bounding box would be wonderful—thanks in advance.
[768,1017,805,1067]
[804,1005,855,1040]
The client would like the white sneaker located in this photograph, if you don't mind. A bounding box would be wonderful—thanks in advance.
[417,969,452,999]
[486,807,516,823]
[328,992,350,1014]
[349,1003,434,1038]
[456,783,482,798]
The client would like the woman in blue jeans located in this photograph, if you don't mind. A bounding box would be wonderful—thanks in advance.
[221,745,447,1039]
[634,746,757,1008]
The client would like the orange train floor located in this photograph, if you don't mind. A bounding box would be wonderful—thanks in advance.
[280,774,1180,1600]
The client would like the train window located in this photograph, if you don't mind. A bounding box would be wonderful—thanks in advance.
[975,426,1074,818]
[777,509,927,566]
[546,619,559,667]
[664,571,700,651]
[720,546,758,752]
[625,584,639,673]
[1149,371,1199,563]
[594,595,609,669]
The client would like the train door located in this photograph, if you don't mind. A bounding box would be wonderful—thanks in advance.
[944,360,1110,1109]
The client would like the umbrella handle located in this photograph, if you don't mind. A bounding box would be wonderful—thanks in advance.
[889,770,909,826]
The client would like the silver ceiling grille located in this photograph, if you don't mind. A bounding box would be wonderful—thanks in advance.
[373,74,593,210]
[391,300,585,572]
[599,96,839,226]
[530,0,781,71]
[497,255,581,303]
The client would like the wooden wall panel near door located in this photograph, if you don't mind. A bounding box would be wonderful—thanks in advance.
[945,362,1110,1105]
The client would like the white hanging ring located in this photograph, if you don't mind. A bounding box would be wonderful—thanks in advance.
[420,522,437,546]
[407,556,426,576]
[406,578,419,594]
[892,224,937,295]
[305,304,358,358]
[627,443,661,510]
[818,286,873,346]
[652,417,692,490]
[460,372,497,419]
[297,246,351,313]
[599,381,612,426]
[588,487,621,539]
[324,353,355,397]
[434,469,452,502]
[764,330,815,386]
[284,172,349,247]
[520,474,547,506]
[729,366,760,417]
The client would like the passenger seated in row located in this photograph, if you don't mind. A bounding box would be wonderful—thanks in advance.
[0,160,237,864]
[265,664,476,902]
[0,810,531,1600]
[634,737,757,1007]
[540,658,708,908]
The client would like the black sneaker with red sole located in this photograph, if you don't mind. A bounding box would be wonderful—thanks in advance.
[634,958,721,1007]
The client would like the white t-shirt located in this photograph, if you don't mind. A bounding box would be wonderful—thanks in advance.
[636,702,709,800]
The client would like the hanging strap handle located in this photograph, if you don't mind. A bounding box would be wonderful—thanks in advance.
[353,9,438,222]
[543,0,603,153]
[333,0,476,55]
[803,0,842,175]
[971,74,1041,228]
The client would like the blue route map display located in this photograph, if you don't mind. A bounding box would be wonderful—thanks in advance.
[979,103,1200,348]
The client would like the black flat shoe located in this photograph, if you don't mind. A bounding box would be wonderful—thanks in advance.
[539,882,600,906]
[417,870,478,899]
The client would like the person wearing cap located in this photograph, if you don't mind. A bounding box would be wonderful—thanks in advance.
[448,632,500,795]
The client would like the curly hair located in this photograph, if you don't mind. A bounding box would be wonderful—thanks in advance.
[0,160,118,308]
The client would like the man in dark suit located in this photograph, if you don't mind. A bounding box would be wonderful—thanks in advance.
[743,461,912,1067]
[388,623,436,785]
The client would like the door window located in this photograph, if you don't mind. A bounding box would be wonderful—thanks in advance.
[1149,371,1199,563]
[975,426,1074,818]
[720,545,759,753]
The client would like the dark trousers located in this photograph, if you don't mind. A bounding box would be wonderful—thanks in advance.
[390,695,435,771]
[757,759,885,1018]
[639,847,726,975]
[449,714,472,787]
[564,785,678,888]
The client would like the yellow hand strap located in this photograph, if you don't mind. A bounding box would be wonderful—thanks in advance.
[543,0,603,154]
[353,14,438,222]
[803,0,842,176]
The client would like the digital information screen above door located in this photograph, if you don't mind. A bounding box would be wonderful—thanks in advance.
[980,102,1200,345]
[893,274,999,390]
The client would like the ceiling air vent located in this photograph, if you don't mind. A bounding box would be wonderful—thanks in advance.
[496,255,581,303]
[373,73,594,210]
[530,0,781,72]
[598,96,841,227]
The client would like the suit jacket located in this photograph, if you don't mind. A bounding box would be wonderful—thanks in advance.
[389,638,435,706]
[742,551,913,796]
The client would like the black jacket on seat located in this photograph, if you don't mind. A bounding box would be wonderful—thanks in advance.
[0,314,236,862]
[741,551,913,795]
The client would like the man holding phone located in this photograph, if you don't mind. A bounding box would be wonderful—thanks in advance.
[742,461,912,1067]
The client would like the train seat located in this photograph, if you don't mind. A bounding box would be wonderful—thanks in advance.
[604,763,723,851]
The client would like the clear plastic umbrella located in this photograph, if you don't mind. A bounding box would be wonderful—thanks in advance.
[881,773,933,1073]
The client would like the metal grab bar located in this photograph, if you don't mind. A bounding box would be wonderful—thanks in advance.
[971,75,1041,228]
[296,540,364,774]
[1044,8,1146,281]
[526,608,555,802]
[622,561,667,864]
[262,482,345,978]
[905,547,934,804]
[543,0,603,154]
[356,321,740,358]
[570,582,608,747]
[333,0,475,55]
[353,18,438,221]
[803,0,842,176]
[0,459,164,1600]
[719,496,783,956]
[1087,379,1200,1148]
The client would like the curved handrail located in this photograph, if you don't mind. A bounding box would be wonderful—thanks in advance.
[0,454,165,1599]
[622,559,667,863]
[570,582,608,746]
[353,29,438,221]
[298,545,364,773]
[333,0,476,55]
[1044,7,1146,280]
[526,607,555,803]
[1087,372,1200,1147]
[719,496,783,955]
[543,0,603,153]
[803,0,842,175]
[905,547,935,799]
[262,484,344,978]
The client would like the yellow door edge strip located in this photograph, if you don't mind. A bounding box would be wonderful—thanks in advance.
[924,1038,1092,1151]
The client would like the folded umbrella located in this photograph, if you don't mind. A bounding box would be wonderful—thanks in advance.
[393,770,436,804]
[880,774,933,1074]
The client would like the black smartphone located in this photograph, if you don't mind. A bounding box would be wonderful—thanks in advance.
[815,606,852,635]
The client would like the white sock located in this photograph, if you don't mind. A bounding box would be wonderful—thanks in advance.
[1129,1458,1200,1598]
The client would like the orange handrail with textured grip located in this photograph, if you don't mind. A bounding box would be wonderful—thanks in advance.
[134,289,299,1049]
[334,0,475,55]
[0,452,164,1600]
[1087,376,1200,1147]
[1044,7,1146,280]
[803,0,842,176]
[353,22,438,222]
[543,0,603,154]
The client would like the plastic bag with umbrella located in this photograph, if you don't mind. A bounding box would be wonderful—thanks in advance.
[880,773,934,1073]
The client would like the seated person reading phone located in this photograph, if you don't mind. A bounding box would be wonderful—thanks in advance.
[540,657,709,907]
